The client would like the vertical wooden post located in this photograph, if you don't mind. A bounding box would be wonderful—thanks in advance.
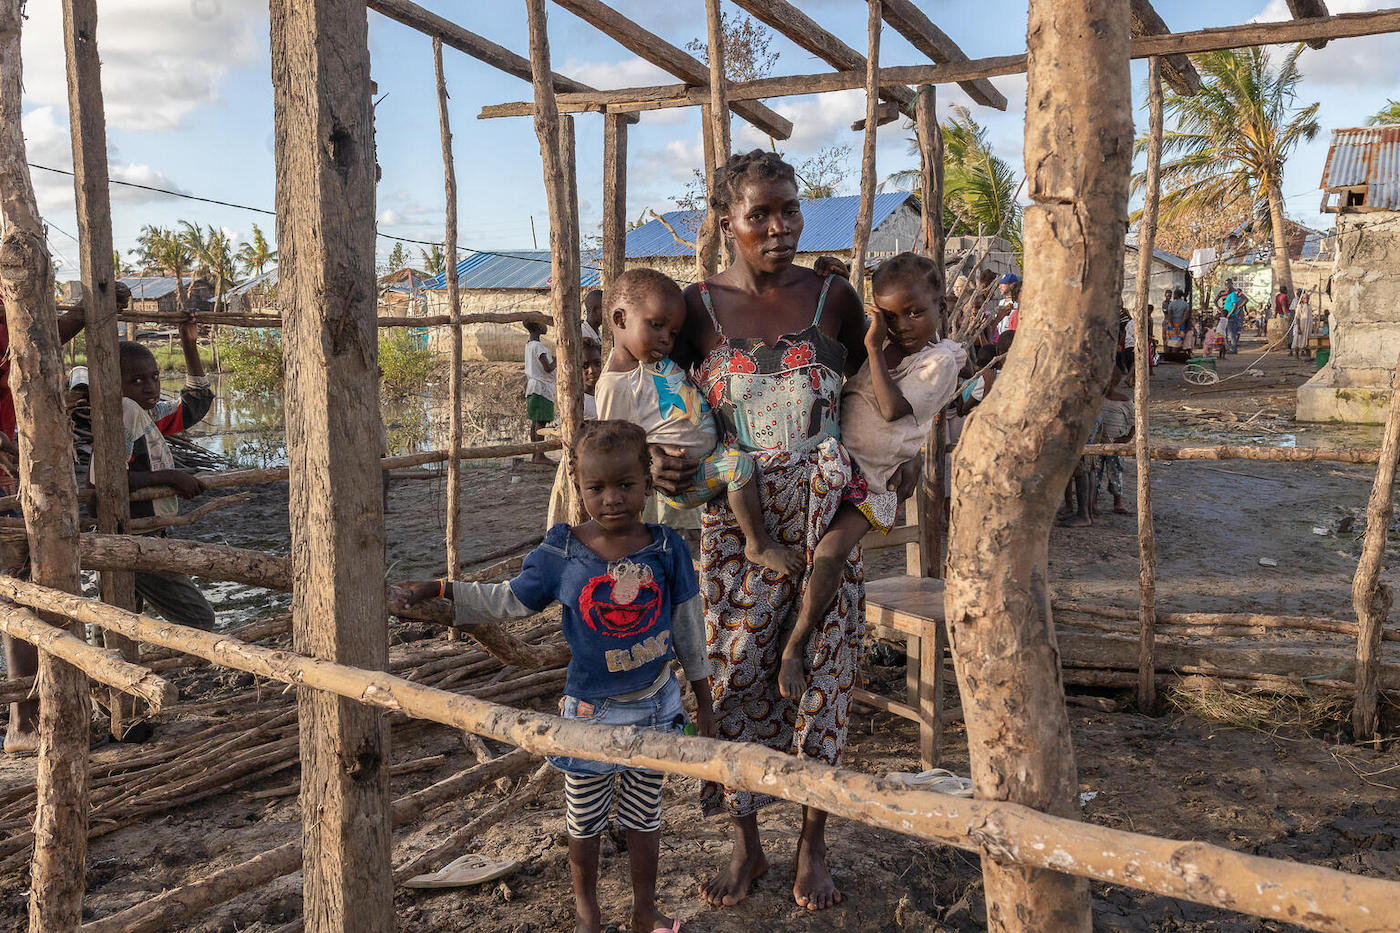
[849,0,882,303]
[268,2,393,930]
[1132,57,1164,714]
[0,2,89,925]
[943,0,1131,928]
[600,110,628,353]
[526,0,585,523]
[696,0,731,283]
[434,37,465,586]
[1351,352,1400,739]
[63,0,142,739]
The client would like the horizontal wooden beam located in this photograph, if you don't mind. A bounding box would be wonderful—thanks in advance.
[8,575,1397,933]
[364,0,638,124]
[1288,0,1333,48]
[550,0,791,140]
[879,0,1006,109]
[479,8,1400,118]
[1130,0,1201,96]
[1085,442,1381,463]
[116,309,553,329]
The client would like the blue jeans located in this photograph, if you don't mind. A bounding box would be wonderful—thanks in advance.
[1226,315,1243,352]
[549,672,686,775]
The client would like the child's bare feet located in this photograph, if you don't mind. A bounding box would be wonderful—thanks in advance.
[778,651,806,700]
[745,535,805,577]
[1059,514,1092,527]
[631,908,676,933]
[701,847,768,907]
[793,835,841,911]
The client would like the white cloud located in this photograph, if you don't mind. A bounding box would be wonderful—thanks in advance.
[1251,0,1400,90]
[22,107,186,213]
[561,56,673,91]
[20,0,264,132]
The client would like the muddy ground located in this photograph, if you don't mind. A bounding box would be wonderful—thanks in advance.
[2,336,1399,932]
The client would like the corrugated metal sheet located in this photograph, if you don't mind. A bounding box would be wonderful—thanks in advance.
[624,192,916,259]
[119,275,193,301]
[227,268,277,298]
[424,250,601,291]
[1321,125,1400,210]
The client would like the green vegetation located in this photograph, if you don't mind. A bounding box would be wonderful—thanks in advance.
[378,331,434,396]
[217,329,284,395]
[66,336,215,377]
[1368,99,1400,126]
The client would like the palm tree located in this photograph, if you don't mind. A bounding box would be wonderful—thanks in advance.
[136,225,194,305]
[235,223,277,277]
[419,243,445,276]
[1139,45,1319,295]
[882,105,1022,254]
[1367,99,1400,126]
[180,221,236,313]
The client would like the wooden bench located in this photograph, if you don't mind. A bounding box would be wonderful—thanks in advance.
[856,574,951,769]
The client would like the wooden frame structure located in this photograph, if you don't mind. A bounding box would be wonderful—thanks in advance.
[4,2,1400,931]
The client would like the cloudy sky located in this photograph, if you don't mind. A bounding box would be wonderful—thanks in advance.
[18,0,1399,277]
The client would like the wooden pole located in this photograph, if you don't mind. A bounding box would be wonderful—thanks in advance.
[849,0,882,304]
[695,0,731,283]
[0,1,89,923]
[1133,57,1164,715]
[1084,442,1382,463]
[0,604,176,711]
[944,1,1133,928]
[267,1,393,929]
[600,110,627,353]
[1351,351,1400,739]
[525,0,586,523]
[10,578,1398,933]
[62,0,143,738]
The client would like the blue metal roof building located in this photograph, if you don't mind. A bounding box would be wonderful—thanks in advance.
[425,250,601,290]
[623,192,918,258]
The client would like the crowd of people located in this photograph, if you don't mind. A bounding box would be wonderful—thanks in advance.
[1154,280,1322,361]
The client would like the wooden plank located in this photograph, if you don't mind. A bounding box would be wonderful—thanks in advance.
[1287,0,1333,48]
[267,0,393,928]
[0,0,89,921]
[864,575,946,639]
[851,686,920,723]
[944,0,1133,925]
[849,0,882,304]
[1351,351,1400,739]
[600,112,627,306]
[17,576,1400,933]
[730,0,915,112]
[526,0,586,524]
[1129,0,1201,96]
[551,0,791,140]
[1132,57,1164,715]
[63,0,143,739]
[365,0,637,124]
[478,9,1400,117]
[1087,442,1381,463]
[879,0,1006,109]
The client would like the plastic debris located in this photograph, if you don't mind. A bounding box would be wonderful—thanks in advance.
[1258,557,1278,567]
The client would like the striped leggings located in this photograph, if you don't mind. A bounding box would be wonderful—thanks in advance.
[563,768,665,838]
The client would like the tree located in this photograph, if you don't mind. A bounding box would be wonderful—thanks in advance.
[136,225,193,305]
[180,221,235,313]
[686,12,778,84]
[1367,99,1400,126]
[385,240,408,273]
[1138,45,1319,295]
[112,249,130,278]
[235,223,277,277]
[795,144,851,199]
[419,243,446,276]
[883,105,1023,253]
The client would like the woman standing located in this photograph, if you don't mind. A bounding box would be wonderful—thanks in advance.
[654,151,918,913]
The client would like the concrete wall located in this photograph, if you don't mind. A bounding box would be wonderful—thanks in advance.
[1122,252,1188,311]
[1297,211,1400,422]
[423,287,553,361]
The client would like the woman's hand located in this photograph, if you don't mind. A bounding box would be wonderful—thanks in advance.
[863,305,887,353]
[889,456,922,500]
[649,444,699,497]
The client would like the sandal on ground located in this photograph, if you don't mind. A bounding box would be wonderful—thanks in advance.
[403,853,520,889]
[650,920,682,933]
[883,768,974,797]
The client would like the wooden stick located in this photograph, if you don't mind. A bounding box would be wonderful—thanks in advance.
[1133,56,1164,714]
[1051,600,1398,640]
[879,0,1006,108]
[526,0,586,525]
[393,597,570,669]
[269,0,393,925]
[695,0,731,282]
[1351,351,1400,739]
[1086,442,1380,463]
[0,2,89,921]
[849,0,882,304]
[109,309,553,328]
[0,604,176,711]
[125,491,251,533]
[78,533,293,590]
[599,111,627,325]
[14,578,1397,932]
[392,762,557,883]
[477,10,1400,117]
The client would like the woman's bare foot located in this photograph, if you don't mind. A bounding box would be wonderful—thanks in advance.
[745,537,805,577]
[574,914,601,933]
[4,728,38,755]
[793,835,840,911]
[1059,514,1092,528]
[631,908,675,933]
[778,651,806,700]
[701,846,768,907]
